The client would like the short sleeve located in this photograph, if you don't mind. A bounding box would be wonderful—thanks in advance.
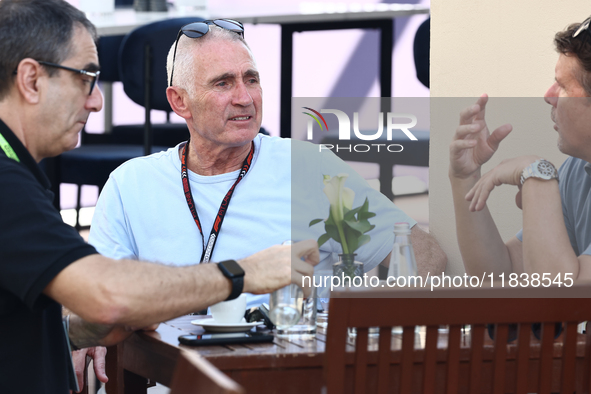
[0,160,97,310]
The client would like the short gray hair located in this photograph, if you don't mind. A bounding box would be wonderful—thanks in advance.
[166,25,251,96]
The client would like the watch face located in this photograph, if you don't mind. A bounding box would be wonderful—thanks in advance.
[537,161,556,178]
[220,260,244,276]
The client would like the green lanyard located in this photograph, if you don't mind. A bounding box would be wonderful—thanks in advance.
[0,132,19,162]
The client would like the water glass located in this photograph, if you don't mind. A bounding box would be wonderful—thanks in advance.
[275,287,317,339]
[315,269,333,328]
[269,284,303,329]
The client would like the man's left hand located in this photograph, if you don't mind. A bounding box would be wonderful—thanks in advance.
[465,155,542,212]
[71,346,107,393]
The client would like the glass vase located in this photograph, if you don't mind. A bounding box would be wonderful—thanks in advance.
[333,253,363,280]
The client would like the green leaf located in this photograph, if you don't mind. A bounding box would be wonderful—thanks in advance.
[325,223,342,243]
[309,218,324,227]
[344,218,372,234]
[359,197,370,213]
[358,211,376,220]
[317,233,331,247]
[343,226,362,253]
[325,210,336,226]
[357,234,371,249]
[344,205,362,221]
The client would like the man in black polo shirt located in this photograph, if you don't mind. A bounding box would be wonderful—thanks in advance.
[0,1,319,392]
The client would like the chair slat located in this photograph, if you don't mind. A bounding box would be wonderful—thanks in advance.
[538,322,555,394]
[446,325,461,394]
[515,323,531,394]
[585,323,591,394]
[324,286,591,394]
[377,326,392,394]
[561,322,577,394]
[400,326,415,394]
[422,325,438,394]
[468,324,485,394]
[325,298,351,394]
[354,327,369,394]
[492,324,509,394]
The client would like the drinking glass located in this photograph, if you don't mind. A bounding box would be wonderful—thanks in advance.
[268,284,303,329]
[315,269,333,328]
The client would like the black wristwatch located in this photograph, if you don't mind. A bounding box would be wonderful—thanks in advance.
[217,260,245,301]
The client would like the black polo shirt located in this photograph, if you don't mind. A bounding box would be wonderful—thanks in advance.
[0,119,98,393]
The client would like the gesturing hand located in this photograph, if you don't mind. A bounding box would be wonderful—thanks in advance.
[449,94,513,179]
[465,155,542,211]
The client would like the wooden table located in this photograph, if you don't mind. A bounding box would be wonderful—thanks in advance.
[106,315,588,394]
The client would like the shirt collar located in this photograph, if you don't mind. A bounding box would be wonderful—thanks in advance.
[0,118,51,189]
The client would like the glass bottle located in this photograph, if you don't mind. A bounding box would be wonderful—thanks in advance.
[388,222,418,286]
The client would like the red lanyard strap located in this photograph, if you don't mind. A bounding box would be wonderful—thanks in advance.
[181,141,255,263]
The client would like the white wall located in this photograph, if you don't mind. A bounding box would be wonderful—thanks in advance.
[430,0,589,275]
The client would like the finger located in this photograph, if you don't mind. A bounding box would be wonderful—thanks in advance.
[72,349,88,392]
[459,104,481,125]
[92,347,109,383]
[449,139,477,157]
[515,189,523,210]
[488,123,513,151]
[292,258,314,277]
[453,124,482,140]
[292,272,313,297]
[293,239,320,265]
[472,179,496,212]
[472,94,489,121]
[142,323,160,331]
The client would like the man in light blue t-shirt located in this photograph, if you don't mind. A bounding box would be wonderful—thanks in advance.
[449,18,591,280]
[89,22,447,306]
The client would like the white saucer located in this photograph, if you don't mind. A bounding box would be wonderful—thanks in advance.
[191,318,262,333]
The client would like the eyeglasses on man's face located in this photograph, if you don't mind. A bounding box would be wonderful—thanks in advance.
[169,19,245,87]
[37,61,100,96]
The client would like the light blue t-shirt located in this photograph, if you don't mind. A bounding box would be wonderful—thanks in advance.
[516,157,591,256]
[89,135,415,307]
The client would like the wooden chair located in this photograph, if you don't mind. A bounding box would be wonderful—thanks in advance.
[169,348,245,394]
[324,283,591,394]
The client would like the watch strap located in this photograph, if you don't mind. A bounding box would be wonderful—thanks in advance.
[217,260,244,301]
[520,159,558,185]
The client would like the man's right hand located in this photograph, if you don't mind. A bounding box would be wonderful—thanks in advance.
[449,94,513,180]
[240,239,319,296]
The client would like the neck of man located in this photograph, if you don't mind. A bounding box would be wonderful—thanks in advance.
[183,139,252,176]
[0,103,41,162]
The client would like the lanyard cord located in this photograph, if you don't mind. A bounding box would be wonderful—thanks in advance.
[181,140,255,262]
[0,132,19,162]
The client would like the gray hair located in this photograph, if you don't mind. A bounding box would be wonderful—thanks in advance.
[166,25,252,96]
[0,0,97,101]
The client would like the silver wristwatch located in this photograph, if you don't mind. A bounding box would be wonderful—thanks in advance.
[520,159,558,185]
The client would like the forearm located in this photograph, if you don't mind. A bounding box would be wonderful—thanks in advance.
[450,172,514,275]
[521,179,579,276]
[47,255,233,327]
[46,244,297,328]
[410,225,447,276]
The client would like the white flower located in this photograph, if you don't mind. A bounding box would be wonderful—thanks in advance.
[323,173,355,222]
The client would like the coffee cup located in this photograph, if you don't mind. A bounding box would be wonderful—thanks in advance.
[210,294,247,324]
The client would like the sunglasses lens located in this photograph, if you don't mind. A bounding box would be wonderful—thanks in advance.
[574,17,591,38]
[181,22,209,38]
[213,19,245,36]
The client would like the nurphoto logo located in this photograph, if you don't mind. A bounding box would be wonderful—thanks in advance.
[302,107,418,153]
